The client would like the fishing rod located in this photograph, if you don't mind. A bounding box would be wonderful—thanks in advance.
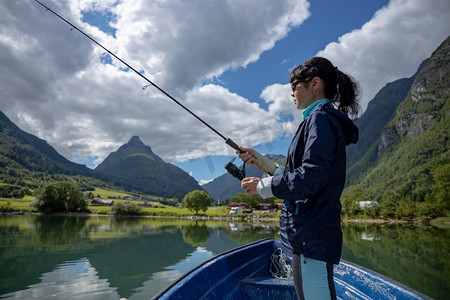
[33,0,275,177]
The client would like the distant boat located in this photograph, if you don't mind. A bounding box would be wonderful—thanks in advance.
[153,238,430,299]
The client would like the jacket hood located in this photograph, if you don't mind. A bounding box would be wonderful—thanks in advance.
[320,104,359,145]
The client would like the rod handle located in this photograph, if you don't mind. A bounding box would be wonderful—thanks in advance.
[225,138,273,175]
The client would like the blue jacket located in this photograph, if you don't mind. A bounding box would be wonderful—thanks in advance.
[272,102,358,264]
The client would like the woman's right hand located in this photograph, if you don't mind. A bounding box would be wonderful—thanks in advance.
[237,146,277,175]
[237,147,257,165]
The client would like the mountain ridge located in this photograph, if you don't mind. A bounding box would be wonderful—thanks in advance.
[95,136,203,198]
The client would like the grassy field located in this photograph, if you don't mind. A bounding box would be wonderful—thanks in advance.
[0,196,281,220]
[0,197,274,217]
[0,185,281,219]
[0,198,37,212]
[89,187,134,199]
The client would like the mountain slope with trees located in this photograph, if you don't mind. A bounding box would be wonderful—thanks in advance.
[342,36,450,219]
[0,111,109,194]
[0,111,96,176]
[345,63,424,186]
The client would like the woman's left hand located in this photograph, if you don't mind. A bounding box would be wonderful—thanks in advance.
[241,177,260,196]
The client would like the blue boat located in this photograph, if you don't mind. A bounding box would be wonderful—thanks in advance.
[153,238,430,300]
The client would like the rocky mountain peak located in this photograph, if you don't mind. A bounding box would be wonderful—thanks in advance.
[128,135,143,145]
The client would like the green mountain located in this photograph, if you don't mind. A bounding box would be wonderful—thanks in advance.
[346,36,450,208]
[95,136,203,198]
[0,111,95,176]
[0,111,109,194]
[345,63,423,185]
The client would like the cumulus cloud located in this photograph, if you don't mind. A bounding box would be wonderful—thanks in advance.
[317,0,450,110]
[0,0,310,166]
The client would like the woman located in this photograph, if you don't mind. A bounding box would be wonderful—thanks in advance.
[238,57,360,300]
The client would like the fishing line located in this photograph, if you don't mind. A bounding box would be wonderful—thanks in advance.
[33,0,243,153]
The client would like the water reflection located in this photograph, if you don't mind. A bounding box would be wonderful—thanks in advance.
[0,215,448,300]
[341,222,450,300]
[181,222,210,247]
[1,259,120,300]
[129,247,215,300]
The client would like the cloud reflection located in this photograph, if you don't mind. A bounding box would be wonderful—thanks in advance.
[1,259,120,300]
[129,247,214,300]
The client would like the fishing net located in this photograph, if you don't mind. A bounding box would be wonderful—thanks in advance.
[270,248,293,280]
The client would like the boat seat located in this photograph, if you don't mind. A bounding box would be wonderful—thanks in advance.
[239,276,297,300]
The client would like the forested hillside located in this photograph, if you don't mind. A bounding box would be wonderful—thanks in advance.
[345,64,422,186]
[0,111,110,196]
[342,36,450,219]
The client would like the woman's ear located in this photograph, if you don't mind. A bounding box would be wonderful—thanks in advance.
[311,76,322,94]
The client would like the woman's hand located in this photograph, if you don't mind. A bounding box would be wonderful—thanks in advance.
[237,146,257,165]
[241,177,260,196]
[237,146,277,175]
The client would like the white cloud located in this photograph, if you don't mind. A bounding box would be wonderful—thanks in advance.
[199,179,213,186]
[317,0,450,111]
[0,0,310,166]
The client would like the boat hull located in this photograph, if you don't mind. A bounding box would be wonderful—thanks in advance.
[153,239,429,299]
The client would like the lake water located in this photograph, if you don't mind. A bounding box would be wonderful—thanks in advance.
[0,215,448,300]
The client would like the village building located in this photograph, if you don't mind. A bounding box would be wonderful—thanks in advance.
[226,203,248,210]
[256,203,271,211]
[357,201,380,210]
[90,198,114,206]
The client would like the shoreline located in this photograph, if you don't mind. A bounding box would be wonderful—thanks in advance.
[2,211,449,227]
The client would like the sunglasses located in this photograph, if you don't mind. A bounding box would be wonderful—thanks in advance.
[291,79,301,91]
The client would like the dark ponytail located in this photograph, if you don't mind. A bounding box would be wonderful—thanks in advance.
[290,57,360,116]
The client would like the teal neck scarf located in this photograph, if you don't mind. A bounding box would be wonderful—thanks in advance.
[302,98,330,120]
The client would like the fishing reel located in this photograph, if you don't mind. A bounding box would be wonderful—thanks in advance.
[224,157,246,181]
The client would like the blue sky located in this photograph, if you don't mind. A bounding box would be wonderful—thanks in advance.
[1,0,449,186]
